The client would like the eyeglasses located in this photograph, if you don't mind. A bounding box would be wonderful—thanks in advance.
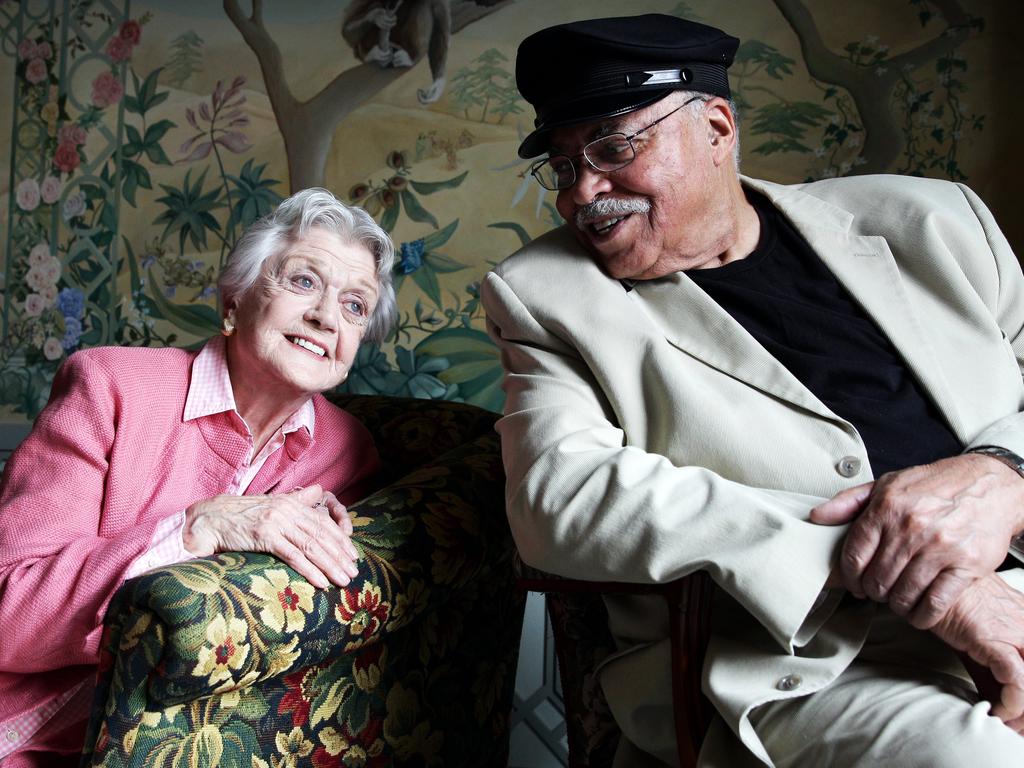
[528,96,704,191]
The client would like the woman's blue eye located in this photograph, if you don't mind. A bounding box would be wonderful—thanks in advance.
[291,274,316,290]
[343,299,366,316]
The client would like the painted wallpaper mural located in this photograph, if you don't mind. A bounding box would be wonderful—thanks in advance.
[1,0,1017,424]
[1,1,1018,765]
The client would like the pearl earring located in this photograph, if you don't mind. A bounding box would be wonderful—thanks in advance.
[221,318,235,336]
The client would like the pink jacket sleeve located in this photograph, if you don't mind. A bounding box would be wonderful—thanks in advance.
[0,354,166,674]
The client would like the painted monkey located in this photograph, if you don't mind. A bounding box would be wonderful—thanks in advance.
[342,0,451,104]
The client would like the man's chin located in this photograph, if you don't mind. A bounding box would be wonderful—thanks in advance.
[570,229,640,280]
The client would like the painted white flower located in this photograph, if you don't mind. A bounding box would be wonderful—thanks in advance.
[24,294,46,317]
[40,255,61,284]
[25,265,48,292]
[62,192,85,221]
[43,337,63,360]
[40,175,62,204]
[16,178,40,211]
[29,242,51,267]
[39,284,57,306]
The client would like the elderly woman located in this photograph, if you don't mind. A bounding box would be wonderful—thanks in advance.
[0,188,396,767]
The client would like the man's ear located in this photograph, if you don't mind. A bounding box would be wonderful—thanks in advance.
[704,97,737,166]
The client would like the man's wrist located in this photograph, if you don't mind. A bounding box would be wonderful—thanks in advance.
[965,446,1024,553]
[966,445,1024,480]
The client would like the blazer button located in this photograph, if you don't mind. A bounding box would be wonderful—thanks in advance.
[5,728,18,742]
[776,674,803,692]
[836,456,861,478]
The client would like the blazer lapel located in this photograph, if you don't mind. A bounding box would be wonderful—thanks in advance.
[632,177,962,432]
[631,274,839,422]
[757,179,964,434]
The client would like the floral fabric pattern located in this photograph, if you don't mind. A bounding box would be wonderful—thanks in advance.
[82,395,525,767]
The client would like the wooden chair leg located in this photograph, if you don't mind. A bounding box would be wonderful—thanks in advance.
[669,572,714,768]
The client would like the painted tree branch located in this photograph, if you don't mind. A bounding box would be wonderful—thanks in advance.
[771,0,972,174]
[225,0,514,191]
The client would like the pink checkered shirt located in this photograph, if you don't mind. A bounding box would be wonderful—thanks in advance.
[1,335,315,762]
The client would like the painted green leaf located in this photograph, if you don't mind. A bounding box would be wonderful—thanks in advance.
[423,251,467,274]
[147,270,221,338]
[409,171,468,195]
[137,67,169,114]
[487,221,531,247]
[422,219,459,250]
[400,190,439,228]
[122,236,142,296]
[414,328,504,410]
[411,266,443,308]
[734,40,796,80]
[380,201,400,233]
[153,169,224,253]
[124,124,144,157]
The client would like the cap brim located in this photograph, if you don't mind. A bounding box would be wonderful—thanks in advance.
[517,89,672,159]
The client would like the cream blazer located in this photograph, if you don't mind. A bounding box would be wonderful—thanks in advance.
[481,174,1024,766]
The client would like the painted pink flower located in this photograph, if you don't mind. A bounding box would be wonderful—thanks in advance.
[25,58,48,85]
[53,143,81,174]
[106,35,131,63]
[119,20,142,46]
[16,179,40,211]
[91,71,124,108]
[17,39,36,61]
[29,243,51,267]
[58,124,88,146]
[40,175,62,205]
[35,41,53,60]
[43,337,64,361]
[24,294,46,317]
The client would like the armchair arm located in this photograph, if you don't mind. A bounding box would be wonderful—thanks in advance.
[85,431,514,764]
[519,562,714,768]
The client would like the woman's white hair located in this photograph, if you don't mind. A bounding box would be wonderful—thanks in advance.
[219,187,397,344]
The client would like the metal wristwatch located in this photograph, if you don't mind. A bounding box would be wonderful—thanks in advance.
[967,444,1024,479]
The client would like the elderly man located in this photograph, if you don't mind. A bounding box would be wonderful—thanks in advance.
[481,13,1024,768]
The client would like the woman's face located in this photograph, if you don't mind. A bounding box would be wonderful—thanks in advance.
[226,227,379,402]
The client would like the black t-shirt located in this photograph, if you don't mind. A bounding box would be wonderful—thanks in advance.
[686,192,962,476]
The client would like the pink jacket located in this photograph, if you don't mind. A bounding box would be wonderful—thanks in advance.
[0,345,378,739]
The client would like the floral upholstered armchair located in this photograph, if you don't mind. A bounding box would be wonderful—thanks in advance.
[81,394,525,768]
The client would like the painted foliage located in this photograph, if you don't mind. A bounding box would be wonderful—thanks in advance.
[0,0,1001,421]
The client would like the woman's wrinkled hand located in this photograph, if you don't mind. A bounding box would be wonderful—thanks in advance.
[183,484,359,589]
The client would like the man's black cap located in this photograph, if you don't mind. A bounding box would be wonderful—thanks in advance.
[515,14,739,158]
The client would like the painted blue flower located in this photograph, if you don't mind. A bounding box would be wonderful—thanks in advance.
[141,253,158,269]
[398,239,425,275]
[164,284,176,298]
[62,316,82,350]
[57,287,85,319]
[198,285,216,300]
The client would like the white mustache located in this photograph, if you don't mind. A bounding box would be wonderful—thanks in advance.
[575,197,651,229]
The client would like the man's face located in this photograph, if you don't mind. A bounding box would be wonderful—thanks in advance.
[551,96,725,280]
